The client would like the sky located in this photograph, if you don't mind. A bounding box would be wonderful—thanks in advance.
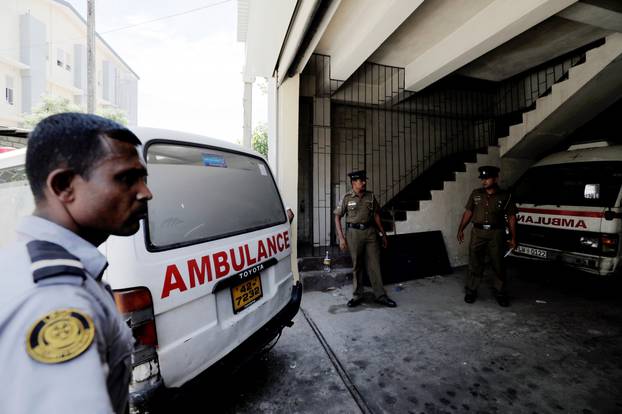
[65,0,267,143]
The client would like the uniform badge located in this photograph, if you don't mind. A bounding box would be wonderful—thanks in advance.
[26,308,95,364]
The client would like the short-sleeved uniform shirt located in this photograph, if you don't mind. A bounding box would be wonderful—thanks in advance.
[0,216,134,414]
[334,190,380,224]
[465,187,518,225]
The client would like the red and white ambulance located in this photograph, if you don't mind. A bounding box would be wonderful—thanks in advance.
[511,142,622,275]
[0,128,302,412]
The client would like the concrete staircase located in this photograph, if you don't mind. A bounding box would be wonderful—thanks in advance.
[389,147,501,267]
[351,35,621,269]
[500,32,622,159]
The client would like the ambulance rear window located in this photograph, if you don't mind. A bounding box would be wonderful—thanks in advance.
[145,143,286,250]
[513,161,622,207]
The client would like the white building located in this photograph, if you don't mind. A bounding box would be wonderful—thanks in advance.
[0,0,138,128]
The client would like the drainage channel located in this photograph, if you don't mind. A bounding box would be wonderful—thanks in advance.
[300,307,375,414]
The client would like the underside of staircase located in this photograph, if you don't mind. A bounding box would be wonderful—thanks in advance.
[500,32,622,159]
[378,34,622,266]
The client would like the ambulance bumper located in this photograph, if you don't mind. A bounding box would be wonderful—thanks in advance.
[511,245,619,276]
[132,281,302,411]
[207,279,302,369]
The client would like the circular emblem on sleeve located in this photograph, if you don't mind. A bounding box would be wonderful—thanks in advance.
[25,309,95,364]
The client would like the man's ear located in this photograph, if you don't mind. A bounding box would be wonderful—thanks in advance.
[46,168,77,202]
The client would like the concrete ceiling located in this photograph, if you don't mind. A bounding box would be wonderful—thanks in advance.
[313,0,622,90]
[368,0,495,68]
[314,0,424,82]
[456,16,611,81]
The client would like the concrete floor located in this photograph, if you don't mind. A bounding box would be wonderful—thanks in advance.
[161,263,622,414]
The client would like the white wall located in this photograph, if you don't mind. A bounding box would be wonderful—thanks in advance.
[0,1,21,63]
[0,64,23,126]
[276,74,300,280]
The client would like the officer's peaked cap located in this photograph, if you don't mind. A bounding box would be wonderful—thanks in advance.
[478,165,499,179]
[348,170,367,180]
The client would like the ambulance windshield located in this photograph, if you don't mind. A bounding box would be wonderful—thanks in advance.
[513,161,622,207]
[145,143,286,250]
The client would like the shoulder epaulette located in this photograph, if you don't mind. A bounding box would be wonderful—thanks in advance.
[26,240,86,283]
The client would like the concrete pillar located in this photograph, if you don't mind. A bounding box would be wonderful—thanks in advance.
[277,74,301,281]
[268,77,278,172]
[243,80,253,149]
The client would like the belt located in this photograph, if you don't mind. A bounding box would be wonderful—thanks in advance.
[473,223,502,230]
[347,223,370,230]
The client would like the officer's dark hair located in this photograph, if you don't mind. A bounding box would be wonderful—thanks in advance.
[26,112,141,201]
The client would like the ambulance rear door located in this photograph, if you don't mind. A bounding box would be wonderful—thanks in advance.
[106,139,294,389]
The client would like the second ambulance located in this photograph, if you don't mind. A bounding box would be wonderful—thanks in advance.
[512,143,622,275]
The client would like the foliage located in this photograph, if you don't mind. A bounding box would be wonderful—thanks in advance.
[252,123,268,158]
[256,77,268,95]
[23,95,81,128]
[97,106,128,125]
[23,94,128,128]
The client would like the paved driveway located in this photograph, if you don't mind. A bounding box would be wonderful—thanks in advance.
[160,263,622,414]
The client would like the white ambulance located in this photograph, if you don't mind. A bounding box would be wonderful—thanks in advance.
[511,142,622,275]
[0,128,302,411]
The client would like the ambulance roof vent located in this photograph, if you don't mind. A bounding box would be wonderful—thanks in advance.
[567,141,610,151]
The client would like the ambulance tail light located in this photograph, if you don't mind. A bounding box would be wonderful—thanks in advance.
[601,234,619,255]
[113,287,161,385]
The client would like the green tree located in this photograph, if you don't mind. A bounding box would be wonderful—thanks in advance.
[23,94,128,128]
[97,106,128,125]
[23,95,81,127]
[252,123,268,158]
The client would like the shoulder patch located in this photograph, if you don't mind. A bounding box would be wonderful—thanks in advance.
[26,308,95,364]
[26,240,85,283]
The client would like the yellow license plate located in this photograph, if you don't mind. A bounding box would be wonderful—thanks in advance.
[231,275,263,314]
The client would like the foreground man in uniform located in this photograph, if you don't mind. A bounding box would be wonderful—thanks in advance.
[0,113,153,413]
[457,166,517,307]
[335,170,397,308]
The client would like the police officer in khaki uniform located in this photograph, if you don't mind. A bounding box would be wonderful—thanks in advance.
[334,170,397,308]
[0,113,153,413]
[457,166,517,307]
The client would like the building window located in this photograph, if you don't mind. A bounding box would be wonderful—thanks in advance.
[57,49,64,67]
[65,53,72,71]
[5,76,14,105]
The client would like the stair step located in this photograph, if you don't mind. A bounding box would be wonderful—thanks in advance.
[393,202,418,212]
[384,148,483,216]
[573,54,587,66]
[381,208,410,220]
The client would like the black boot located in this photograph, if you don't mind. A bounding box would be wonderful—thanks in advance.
[347,297,363,307]
[464,289,477,304]
[375,295,397,308]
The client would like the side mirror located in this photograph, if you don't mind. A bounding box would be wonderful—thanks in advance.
[604,210,615,221]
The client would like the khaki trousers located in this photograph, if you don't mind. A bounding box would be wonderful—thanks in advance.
[467,227,507,293]
[346,227,386,299]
